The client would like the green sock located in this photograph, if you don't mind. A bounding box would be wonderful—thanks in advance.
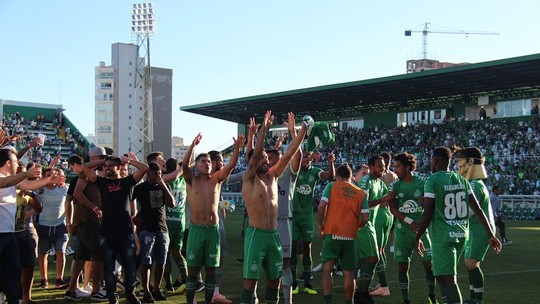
[186,275,197,304]
[204,275,216,304]
[358,261,376,292]
[303,253,313,285]
[398,270,410,301]
[425,268,436,296]
[444,283,462,304]
[164,257,172,285]
[175,256,188,283]
[265,287,279,304]
[241,288,254,304]
[323,294,333,304]
[469,267,484,301]
[291,253,298,287]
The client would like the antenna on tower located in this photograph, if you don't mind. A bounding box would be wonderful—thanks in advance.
[130,2,156,159]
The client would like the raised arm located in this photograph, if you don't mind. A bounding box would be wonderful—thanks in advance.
[270,113,308,178]
[285,112,302,173]
[81,159,104,183]
[0,164,40,188]
[18,170,65,191]
[182,133,201,184]
[125,152,148,183]
[320,152,336,180]
[245,117,259,159]
[163,165,182,183]
[216,134,245,182]
[244,112,272,181]
[16,136,44,160]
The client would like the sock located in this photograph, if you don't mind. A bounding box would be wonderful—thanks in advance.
[302,252,313,286]
[357,261,376,292]
[175,256,188,283]
[281,268,293,304]
[290,252,298,287]
[241,288,254,304]
[376,252,388,287]
[469,267,484,301]
[398,270,410,301]
[425,268,436,296]
[164,258,172,286]
[323,294,333,304]
[345,300,353,304]
[443,283,462,304]
[186,275,197,304]
[215,267,223,295]
[205,275,216,304]
[265,287,279,304]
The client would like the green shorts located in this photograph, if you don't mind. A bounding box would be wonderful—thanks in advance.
[186,223,220,268]
[464,230,490,261]
[292,212,314,242]
[167,220,185,250]
[393,227,432,263]
[355,223,379,259]
[243,227,283,280]
[321,235,357,271]
[374,207,393,249]
[431,242,464,276]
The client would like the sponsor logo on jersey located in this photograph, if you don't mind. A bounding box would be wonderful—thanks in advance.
[449,231,467,238]
[399,200,423,214]
[250,263,258,272]
[445,219,468,226]
[444,184,465,191]
[296,184,312,195]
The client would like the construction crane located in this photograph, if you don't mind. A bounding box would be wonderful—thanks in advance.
[405,22,499,60]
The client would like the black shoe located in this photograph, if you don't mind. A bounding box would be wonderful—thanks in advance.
[151,291,167,301]
[164,284,174,292]
[55,278,69,289]
[91,291,108,302]
[142,293,155,304]
[195,281,205,292]
[354,291,375,304]
[126,293,141,304]
[236,258,244,263]
[172,279,183,289]
[65,290,82,301]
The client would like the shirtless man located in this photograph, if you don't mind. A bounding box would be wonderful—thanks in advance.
[240,111,308,304]
[182,132,244,304]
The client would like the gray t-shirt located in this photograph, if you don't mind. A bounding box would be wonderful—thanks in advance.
[34,186,68,227]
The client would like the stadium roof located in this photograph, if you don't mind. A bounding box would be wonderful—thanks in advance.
[181,53,540,124]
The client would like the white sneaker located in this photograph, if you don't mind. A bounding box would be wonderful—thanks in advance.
[83,285,93,294]
[66,246,75,256]
[76,288,91,297]
[312,263,323,272]
[369,286,390,296]
[334,270,343,277]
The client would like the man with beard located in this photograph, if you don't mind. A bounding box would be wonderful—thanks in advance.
[182,133,244,304]
[240,111,308,304]
[81,153,148,304]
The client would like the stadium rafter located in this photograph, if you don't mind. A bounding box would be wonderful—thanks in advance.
[180,53,540,124]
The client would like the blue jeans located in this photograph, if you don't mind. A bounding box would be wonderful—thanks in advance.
[0,233,21,304]
[100,234,137,300]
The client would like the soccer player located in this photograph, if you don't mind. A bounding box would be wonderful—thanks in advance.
[291,151,335,295]
[415,147,501,304]
[387,152,437,304]
[490,186,511,245]
[455,147,496,304]
[240,111,307,304]
[355,155,389,303]
[317,163,369,304]
[182,132,244,304]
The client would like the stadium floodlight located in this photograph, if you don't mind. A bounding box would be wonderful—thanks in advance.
[131,3,156,35]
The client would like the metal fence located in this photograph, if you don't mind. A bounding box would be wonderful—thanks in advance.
[500,195,540,220]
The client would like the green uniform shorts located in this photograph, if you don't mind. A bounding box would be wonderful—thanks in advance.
[393,227,432,263]
[464,230,490,261]
[292,212,314,242]
[321,235,357,270]
[186,223,220,268]
[243,227,283,280]
[431,242,464,276]
[167,220,185,250]
[355,223,379,259]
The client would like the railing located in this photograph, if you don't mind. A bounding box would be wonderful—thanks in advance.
[500,195,540,220]
[222,192,246,211]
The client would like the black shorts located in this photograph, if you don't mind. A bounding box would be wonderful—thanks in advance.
[15,230,36,268]
[74,221,102,261]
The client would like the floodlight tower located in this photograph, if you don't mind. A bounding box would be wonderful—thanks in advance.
[131,3,156,158]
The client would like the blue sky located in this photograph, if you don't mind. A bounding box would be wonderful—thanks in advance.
[1,0,539,154]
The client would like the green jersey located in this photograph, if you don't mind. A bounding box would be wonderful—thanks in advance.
[293,166,323,214]
[424,171,473,243]
[389,176,426,233]
[357,174,388,223]
[166,176,187,223]
[469,179,495,233]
